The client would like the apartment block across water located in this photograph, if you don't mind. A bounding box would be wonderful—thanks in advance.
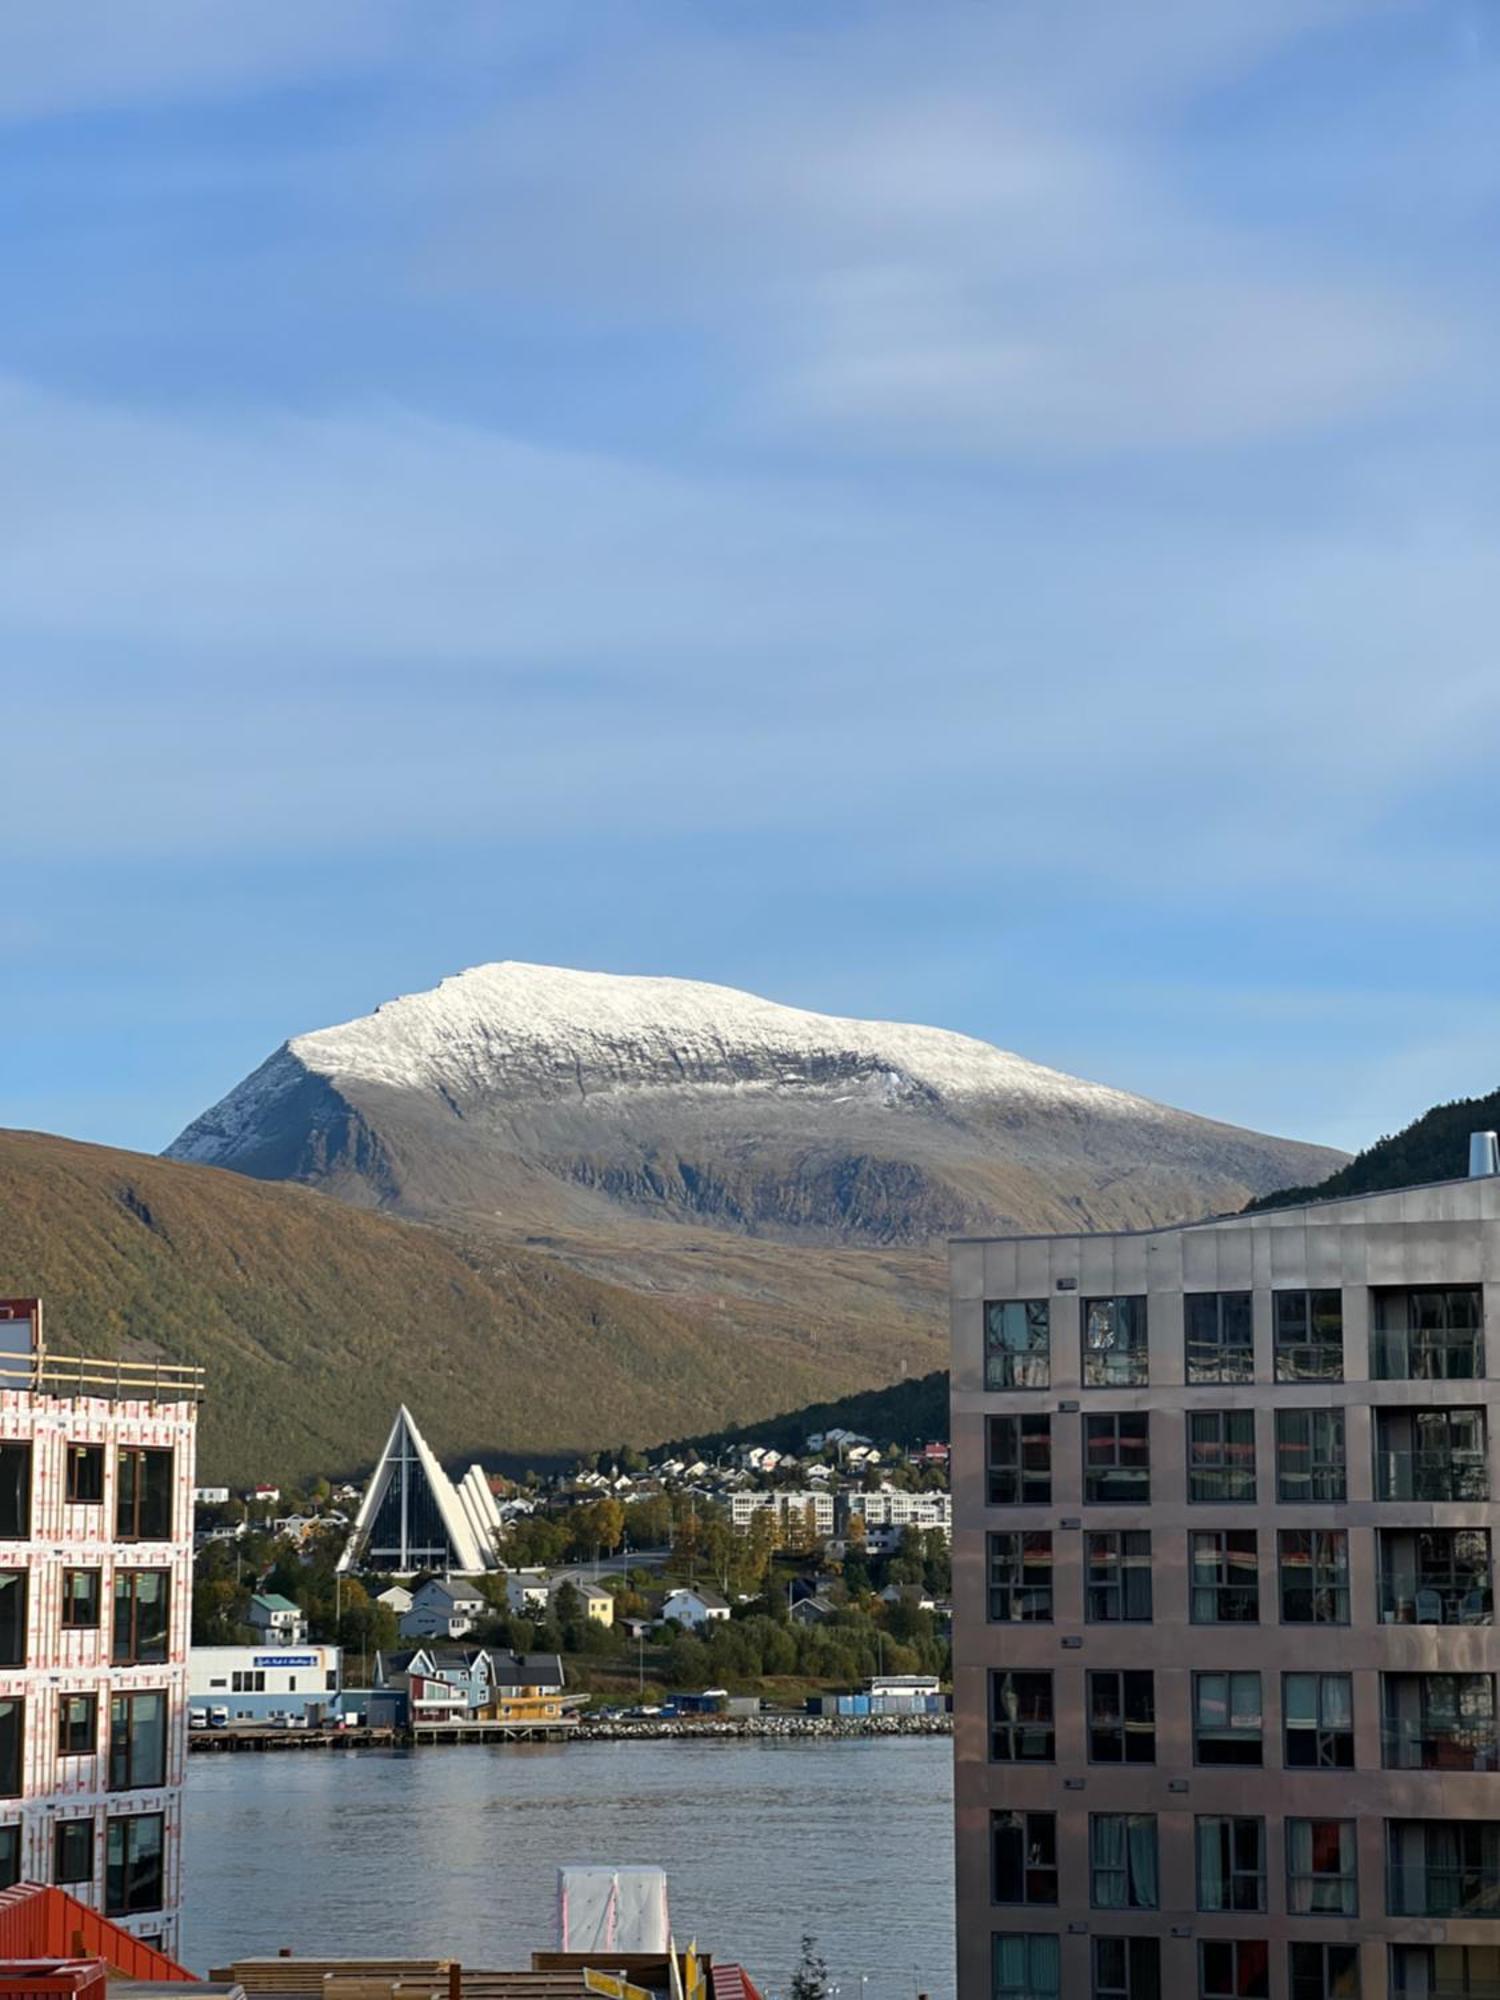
[951,1159,1500,2000]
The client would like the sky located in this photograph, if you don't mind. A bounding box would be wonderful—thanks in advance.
[4,0,1500,1159]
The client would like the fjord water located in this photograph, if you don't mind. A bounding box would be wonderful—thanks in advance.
[182,1737,955,2000]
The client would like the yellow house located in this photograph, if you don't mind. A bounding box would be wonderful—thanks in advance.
[475,1650,580,1725]
[551,1577,615,1628]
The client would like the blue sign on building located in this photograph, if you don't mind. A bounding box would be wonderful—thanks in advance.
[255,1654,318,1668]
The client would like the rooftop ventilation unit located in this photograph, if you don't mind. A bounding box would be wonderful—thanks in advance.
[1470,1132,1500,1178]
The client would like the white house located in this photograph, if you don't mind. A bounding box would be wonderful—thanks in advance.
[376,1583,414,1616]
[661,1586,731,1630]
[247,1592,308,1644]
[194,1485,231,1505]
[399,1575,489,1640]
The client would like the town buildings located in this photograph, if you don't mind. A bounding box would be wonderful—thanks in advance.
[0,1297,199,1958]
[398,1576,488,1641]
[727,1490,835,1540]
[951,1154,1500,2000]
[188,1643,342,1726]
[660,1587,730,1631]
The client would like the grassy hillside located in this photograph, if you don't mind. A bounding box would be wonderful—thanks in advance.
[1247,1088,1500,1211]
[0,1130,938,1486]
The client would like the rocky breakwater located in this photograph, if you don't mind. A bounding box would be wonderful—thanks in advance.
[575,1712,952,1742]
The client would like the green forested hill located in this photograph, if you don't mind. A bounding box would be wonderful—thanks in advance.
[1247,1088,1500,1211]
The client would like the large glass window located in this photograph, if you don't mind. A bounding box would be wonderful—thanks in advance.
[1289,1946,1360,2000]
[992,1811,1058,1906]
[0,1826,19,1891]
[0,1445,31,1541]
[58,1694,97,1759]
[1284,1673,1354,1769]
[1372,1286,1483,1380]
[1188,1410,1256,1503]
[116,1449,173,1541]
[113,1571,170,1665]
[1090,1815,1157,1910]
[1082,1297,1148,1387]
[1276,1409,1347,1504]
[992,1936,1059,2000]
[0,1701,22,1798]
[1190,1530,1259,1623]
[1196,1817,1266,1912]
[1194,1671,1262,1766]
[1199,1942,1268,2000]
[985,1301,1051,1391]
[1084,1415,1149,1503]
[1085,1531,1152,1623]
[1280,1530,1351,1624]
[65,1445,103,1507]
[1288,1819,1358,1915]
[1274,1290,1343,1382]
[109,1692,166,1792]
[1375,1407,1488,1502]
[987,1416,1051,1506]
[1378,1528,1491,1626]
[1382,1674,1497,1772]
[1186,1292,1253,1383]
[0,1574,27,1669]
[987,1533,1052,1623]
[62,1569,100,1630]
[1387,1821,1500,1919]
[1093,1939,1160,2000]
[1088,1671,1154,1765]
[53,1819,94,1887]
[989,1672,1054,1763]
[1390,1947,1500,1997]
[105,1811,164,1916]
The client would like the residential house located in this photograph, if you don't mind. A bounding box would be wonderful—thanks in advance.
[661,1586,730,1630]
[476,1652,571,1725]
[788,1594,839,1627]
[376,1583,413,1616]
[399,1575,489,1641]
[505,1568,552,1616]
[374,1645,495,1717]
[246,1593,308,1644]
[552,1578,614,1627]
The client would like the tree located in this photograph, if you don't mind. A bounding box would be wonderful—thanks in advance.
[789,1936,828,2000]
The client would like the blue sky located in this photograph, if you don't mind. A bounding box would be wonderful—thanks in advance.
[4,0,1499,1158]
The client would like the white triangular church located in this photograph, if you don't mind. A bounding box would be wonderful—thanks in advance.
[337,1406,503,1575]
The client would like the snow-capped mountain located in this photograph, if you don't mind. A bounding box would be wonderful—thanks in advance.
[167,962,1343,1245]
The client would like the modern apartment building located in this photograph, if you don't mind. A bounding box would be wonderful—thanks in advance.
[0,1298,199,1957]
[841,1489,953,1538]
[951,1155,1500,2000]
[726,1489,836,1540]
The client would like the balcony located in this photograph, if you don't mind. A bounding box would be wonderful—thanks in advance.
[1378,1449,1489,1503]
[1384,1719,1500,1772]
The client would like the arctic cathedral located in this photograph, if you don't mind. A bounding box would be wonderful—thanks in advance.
[337,1405,503,1575]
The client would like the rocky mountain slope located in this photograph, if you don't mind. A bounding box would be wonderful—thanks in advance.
[168,963,1344,1254]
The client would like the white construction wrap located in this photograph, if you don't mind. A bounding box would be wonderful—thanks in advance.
[558,1868,671,1955]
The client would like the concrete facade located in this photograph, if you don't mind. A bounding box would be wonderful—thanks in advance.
[188,1643,342,1724]
[951,1173,1500,2000]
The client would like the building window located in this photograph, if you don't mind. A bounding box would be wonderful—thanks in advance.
[1289,1944,1360,2000]
[1284,1672,1354,1769]
[0,1574,27,1669]
[116,1449,173,1541]
[992,1935,1059,2000]
[1372,1286,1483,1380]
[1093,1938,1160,2000]
[0,1445,31,1541]
[1186,1291,1253,1383]
[109,1692,167,1791]
[1274,1290,1343,1382]
[0,1826,18,1892]
[1375,1407,1488,1502]
[1088,1671,1154,1765]
[985,1301,1051,1391]
[61,1568,101,1629]
[1390,1947,1499,1997]
[58,1693,97,1758]
[987,1416,1051,1506]
[105,1811,164,1916]
[113,1571,170,1665]
[992,1811,1058,1906]
[1382,1673,1497,1772]
[1090,1815,1158,1909]
[1085,1531,1152,1623]
[1196,1816,1266,1912]
[1199,1943,1268,2000]
[54,1818,94,1886]
[65,1445,104,1506]
[1288,1819,1358,1916]
[1082,1296,1148,1387]
[1280,1530,1351,1624]
[987,1533,1052,1623]
[1378,1528,1492,1626]
[1084,1414,1149,1503]
[1190,1530,1259,1623]
[1194,1671,1262,1766]
[1187,1410,1256,1503]
[0,1701,22,1799]
[1387,1820,1500,1918]
[1276,1409,1346,1504]
[989,1671,1054,1763]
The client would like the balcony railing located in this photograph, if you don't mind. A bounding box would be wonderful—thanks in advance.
[0,1350,204,1403]
[1372,1329,1484,1380]
[1387,1863,1500,1918]
[1383,1720,1500,1772]
[1378,1449,1489,1503]
[1380,1582,1493,1626]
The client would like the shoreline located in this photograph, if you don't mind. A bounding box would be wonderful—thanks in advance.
[189,1712,951,1752]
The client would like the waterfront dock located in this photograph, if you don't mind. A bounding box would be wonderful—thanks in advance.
[188,1711,951,1751]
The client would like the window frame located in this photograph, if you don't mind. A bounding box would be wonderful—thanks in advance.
[1288,1943,1360,2000]
[1087,1669,1155,1766]
[1274,1289,1344,1383]
[1084,1530,1152,1623]
[989,1671,1055,1764]
[1195,1815,1267,1913]
[1377,1527,1492,1627]
[112,1570,170,1666]
[0,1700,23,1800]
[991,1934,1059,2000]
[61,1568,101,1630]
[58,1692,98,1759]
[986,1531,1053,1624]
[984,1300,1052,1391]
[1276,1408,1347,1504]
[1193,1670,1263,1767]
[1092,1938,1160,2000]
[53,1818,94,1887]
[64,1444,104,1507]
[1283,1672,1355,1771]
[109,1690,168,1793]
[1185,1291,1253,1384]
[115,1448,174,1542]
[1279,1528,1351,1625]
[1083,1413,1150,1504]
[0,1444,31,1542]
[1187,1409,1257,1504]
[1082,1296,1149,1388]
[1199,1941,1269,2000]
[104,1810,165,1917]
[1189,1529,1259,1624]
[986,1415,1052,1507]
[992,1810,1059,1908]
[1287,1817,1359,1917]
[0,1572,27,1670]
[1089,1812,1159,1911]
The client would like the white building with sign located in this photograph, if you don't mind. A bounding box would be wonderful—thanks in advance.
[188,1642,343,1725]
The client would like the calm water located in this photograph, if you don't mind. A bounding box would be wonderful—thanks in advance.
[182,1738,955,2000]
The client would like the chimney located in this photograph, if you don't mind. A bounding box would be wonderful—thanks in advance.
[1469,1132,1500,1178]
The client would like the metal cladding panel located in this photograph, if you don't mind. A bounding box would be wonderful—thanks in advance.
[0,1889,191,1981]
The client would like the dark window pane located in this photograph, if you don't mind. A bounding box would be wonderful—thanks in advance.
[53,1819,94,1886]
[105,1812,165,1916]
[0,1574,27,1669]
[65,1445,104,1506]
[0,1446,32,1540]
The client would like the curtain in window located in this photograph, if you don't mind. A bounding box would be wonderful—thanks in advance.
[1197,1822,1225,1910]
[1323,1675,1353,1729]
[1093,1818,1127,1908]
[1127,1818,1158,1908]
